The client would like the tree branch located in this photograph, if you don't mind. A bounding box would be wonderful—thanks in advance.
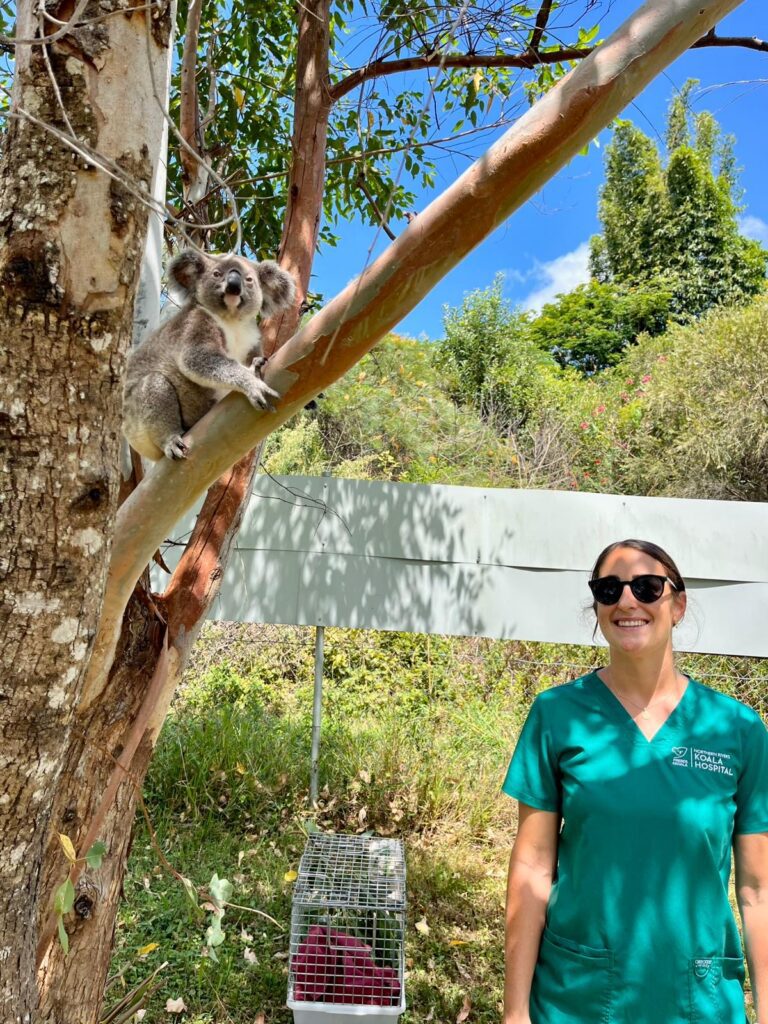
[328,25,767,105]
[261,0,332,356]
[179,0,204,193]
[356,172,397,241]
[529,0,554,58]
[691,30,768,52]
[327,47,592,103]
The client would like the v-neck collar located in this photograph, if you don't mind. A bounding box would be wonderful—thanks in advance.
[588,670,692,745]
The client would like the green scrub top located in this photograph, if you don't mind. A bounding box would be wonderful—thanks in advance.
[502,673,768,1024]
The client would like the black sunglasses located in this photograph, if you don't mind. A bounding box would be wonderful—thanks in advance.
[588,574,680,606]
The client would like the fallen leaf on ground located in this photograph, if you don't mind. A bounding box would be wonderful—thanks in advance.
[244,947,257,964]
[415,918,430,936]
[137,942,159,957]
[456,994,472,1023]
[165,997,187,1013]
[283,869,298,883]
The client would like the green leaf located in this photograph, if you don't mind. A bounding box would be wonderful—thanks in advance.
[54,878,75,916]
[181,876,199,909]
[578,24,600,46]
[57,915,70,955]
[85,840,107,870]
[208,873,233,911]
[206,913,225,948]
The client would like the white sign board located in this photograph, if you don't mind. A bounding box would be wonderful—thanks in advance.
[157,477,768,657]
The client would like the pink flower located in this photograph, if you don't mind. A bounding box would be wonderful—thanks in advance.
[595,404,606,415]
[580,421,589,430]
[641,374,651,383]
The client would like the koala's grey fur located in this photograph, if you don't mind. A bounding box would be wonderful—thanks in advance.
[123,250,295,461]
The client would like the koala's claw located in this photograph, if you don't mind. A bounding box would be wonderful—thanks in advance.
[248,380,280,411]
[164,435,189,460]
[251,355,268,375]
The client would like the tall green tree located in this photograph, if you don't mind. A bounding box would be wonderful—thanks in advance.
[590,81,767,318]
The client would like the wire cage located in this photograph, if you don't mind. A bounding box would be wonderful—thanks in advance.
[287,833,407,1024]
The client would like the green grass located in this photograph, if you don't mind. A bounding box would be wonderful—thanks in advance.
[108,697,520,1020]
[107,629,764,1022]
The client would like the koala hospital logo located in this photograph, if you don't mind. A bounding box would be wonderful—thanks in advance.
[671,745,734,775]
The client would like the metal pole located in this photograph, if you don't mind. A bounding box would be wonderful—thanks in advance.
[310,625,325,805]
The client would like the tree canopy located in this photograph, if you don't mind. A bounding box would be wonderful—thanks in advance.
[167,0,604,257]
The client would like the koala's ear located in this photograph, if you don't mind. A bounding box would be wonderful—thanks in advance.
[256,261,296,318]
[168,250,206,298]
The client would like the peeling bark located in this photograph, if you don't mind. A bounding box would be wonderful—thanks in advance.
[0,0,171,1016]
[263,0,332,357]
[36,594,165,1023]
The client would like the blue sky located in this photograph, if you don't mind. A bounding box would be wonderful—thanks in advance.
[311,1,767,340]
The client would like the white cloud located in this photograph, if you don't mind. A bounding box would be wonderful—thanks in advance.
[738,214,768,246]
[521,241,592,312]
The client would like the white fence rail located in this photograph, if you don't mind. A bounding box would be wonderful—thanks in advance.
[158,477,768,657]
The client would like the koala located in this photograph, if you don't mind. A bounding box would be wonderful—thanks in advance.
[123,250,295,461]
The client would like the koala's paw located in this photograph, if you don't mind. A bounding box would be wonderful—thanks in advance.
[250,355,268,375]
[247,378,280,412]
[163,435,189,460]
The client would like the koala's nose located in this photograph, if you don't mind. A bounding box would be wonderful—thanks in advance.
[225,270,242,294]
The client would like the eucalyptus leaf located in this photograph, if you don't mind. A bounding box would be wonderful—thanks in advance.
[85,840,107,870]
[57,915,70,955]
[181,875,199,909]
[54,878,75,916]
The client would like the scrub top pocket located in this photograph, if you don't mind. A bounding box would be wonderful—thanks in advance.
[688,957,746,1024]
[530,928,615,1024]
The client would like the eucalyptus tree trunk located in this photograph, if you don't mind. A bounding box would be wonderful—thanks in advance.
[0,0,172,1017]
[34,2,332,1019]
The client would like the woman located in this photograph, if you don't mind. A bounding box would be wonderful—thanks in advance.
[502,539,768,1024]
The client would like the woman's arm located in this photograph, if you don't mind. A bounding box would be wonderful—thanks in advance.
[735,832,768,1021]
[503,802,560,1024]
